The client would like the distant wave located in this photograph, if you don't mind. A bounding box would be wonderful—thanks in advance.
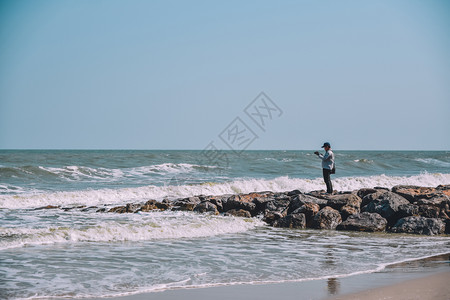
[0,184,38,195]
[353,159,373,163]
[0,163,220,182]
[414,158,450,168]
[1,172,449,209]
[0,211,263,249]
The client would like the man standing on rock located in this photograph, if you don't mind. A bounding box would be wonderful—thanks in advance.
[314,142,335,194]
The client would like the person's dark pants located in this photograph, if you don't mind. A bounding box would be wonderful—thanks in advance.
[322,168,333,194]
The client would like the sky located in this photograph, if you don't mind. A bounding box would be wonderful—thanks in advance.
[0,0,449,150]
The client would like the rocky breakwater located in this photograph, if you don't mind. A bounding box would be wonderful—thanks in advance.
[103,184,450,235]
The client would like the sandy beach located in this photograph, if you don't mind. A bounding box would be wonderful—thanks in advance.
[330,271,450,300]
[85,253,449,300]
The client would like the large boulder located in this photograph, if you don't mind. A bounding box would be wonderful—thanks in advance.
[286,189,302,196]
[357,188,379,199]
[415,195,450,207]
[157,199,173,210]
[361,190,386,207]
[173,197,201,211]
[391,185,442,203]
[417,205,440,219]
[397,203,419,218]
[273,213,306,229]
[312,206,342,230]
[252,192,278,213]
[326,193,362,220]
[225,209,252,218]
[203,195,231,212]
[194,201,219,215]
[292,202,320,227]
[340,205,360,220]
[390,216,445,235]
[363,191,410,224]
[223,194,258,214]
[108,206,127,213]
[139,199,172,212]
[437,184,450,196]
[289,194,327,213]
[262,211,284,225]
[264,199,291,216]
[327,193,362,210]
[336,212,387,232]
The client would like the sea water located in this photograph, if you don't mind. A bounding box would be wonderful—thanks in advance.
[1,150,449,299]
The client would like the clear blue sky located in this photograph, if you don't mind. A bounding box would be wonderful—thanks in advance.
[1,0,449,150]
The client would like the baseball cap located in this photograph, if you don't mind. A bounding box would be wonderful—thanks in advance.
[321,142,331,148]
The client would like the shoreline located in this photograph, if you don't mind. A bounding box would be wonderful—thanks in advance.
[83,253,450,300]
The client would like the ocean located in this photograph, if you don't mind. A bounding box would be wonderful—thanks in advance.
[1,150,449,299]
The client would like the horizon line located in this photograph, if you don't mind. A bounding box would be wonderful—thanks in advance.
[0,148,447,152]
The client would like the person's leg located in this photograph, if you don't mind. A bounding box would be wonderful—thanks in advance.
[322,168,333,193]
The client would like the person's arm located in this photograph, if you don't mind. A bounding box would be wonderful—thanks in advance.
[321,151,331,161]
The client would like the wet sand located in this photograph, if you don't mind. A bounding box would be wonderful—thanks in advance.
[86,253,450,300]
[329,271,450,300]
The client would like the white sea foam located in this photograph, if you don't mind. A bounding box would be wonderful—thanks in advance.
[0,211,263,249]
[1,173,449,209]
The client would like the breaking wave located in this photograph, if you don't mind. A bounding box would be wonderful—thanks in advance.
[1,172,449,209]
[0,163,219,182]
[0,211,263,249]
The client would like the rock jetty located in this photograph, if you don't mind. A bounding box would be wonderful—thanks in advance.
[72,185,450,235]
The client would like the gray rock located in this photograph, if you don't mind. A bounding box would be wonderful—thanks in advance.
[139,200,158,212]
[286,190,302,196]
[437,184,450,190]
[81,206,98,212]
[326,194,362,211]
[446,219,450,234]
[392,185,442,202]
[173,197,201,211]
[418,205,440,219]
[390,216,445,235]
[223,194,257,214]
[34,205,60,210]
[264,199,291,215]
[108,206,127,213]
[312,206,342,230]
[361,190,385,207]
[340,205,360,220]
[109,203,141,213]
[156,199,172,210]
[293,202,320,227]
[415,195,450,207]
[225,209,252,218]
[262,211,283,225]
[139,199,171,212]
[194,201,219,215]
[357,188,379,199]
[289,194,328,213]
[397,203,419,218]
[363,191,410,224]
[273,213,306,229]
[203,195,230,212]
[336,212,387,232]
